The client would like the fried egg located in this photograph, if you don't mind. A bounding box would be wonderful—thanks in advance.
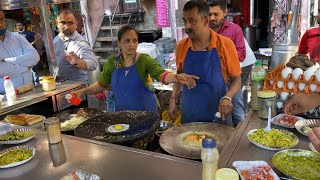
[107,124,130,133]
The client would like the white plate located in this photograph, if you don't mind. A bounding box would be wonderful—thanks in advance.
[271,114,304,128]
[294,119,320,136]
[1,115,46,129]
[247,129,299,151]
[0,146,35,168]
[232,161,279,180]
[0,128,37,145]
[309,143,319,153]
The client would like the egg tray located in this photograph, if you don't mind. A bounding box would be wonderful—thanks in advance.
[263,64,320,93]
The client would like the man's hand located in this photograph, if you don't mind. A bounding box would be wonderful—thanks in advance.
[176,73,199,89]
[219,98,233,120]
[64,51,79,65]
[71,88,86,100]
[284,93,320,115]
[308,127,320,152]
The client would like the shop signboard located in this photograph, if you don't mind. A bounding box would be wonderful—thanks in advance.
[156,0,170,27]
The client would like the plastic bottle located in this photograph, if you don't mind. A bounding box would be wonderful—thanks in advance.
[3,76,17,102]
[65,94,81,106]
[251,61,266,111]
[201,138,219,180]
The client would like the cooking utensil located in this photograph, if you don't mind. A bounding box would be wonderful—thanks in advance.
[74,110,160,149]
[265,107,272,132]
[53,66,59,81]
[294,119,320,136]
[158,120,173,132]
[272,149,320,180]
[159,122,234,159]
[53,108,102,132]
[247,129,299,151]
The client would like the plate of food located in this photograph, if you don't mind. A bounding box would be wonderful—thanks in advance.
[3,114,46,129]
[271,114,304,128]
[232,161,279,180]
[295,119,320,136]
[0,146,35,168]
[272,149,320,180]
[0,128,37,144]
[247,128,299,151]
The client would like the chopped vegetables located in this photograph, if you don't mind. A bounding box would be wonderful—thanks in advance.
[184,132,208,144]
[0,148,33,166]
[248,128,297,148]
[240,165,275,180]
[273,115,299,128]
[0,130,37,141]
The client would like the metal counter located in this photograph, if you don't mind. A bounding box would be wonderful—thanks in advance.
[0,123,202,180]
[0,81,86,115]
[222,111,311,175]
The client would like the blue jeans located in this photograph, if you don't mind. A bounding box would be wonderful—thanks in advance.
[231,89,245,125]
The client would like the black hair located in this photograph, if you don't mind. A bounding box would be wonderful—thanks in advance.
[183,0,210,18]
[117,25,138,41]
[58,9,75,18]
[208,0,227,11]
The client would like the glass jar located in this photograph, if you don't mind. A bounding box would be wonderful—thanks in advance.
[258,90,277,119]
[45,117,62,144]
[42,76,56,91]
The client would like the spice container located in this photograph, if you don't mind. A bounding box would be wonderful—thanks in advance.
[258,90,277,119]
[45,117,62,144]
[42,76,56,91]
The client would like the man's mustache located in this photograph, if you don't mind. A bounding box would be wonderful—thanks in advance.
[185,28,194,35]
[63,29,72,34]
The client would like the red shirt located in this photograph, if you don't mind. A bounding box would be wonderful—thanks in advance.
[217,19,246,62]
[299,26,320,62]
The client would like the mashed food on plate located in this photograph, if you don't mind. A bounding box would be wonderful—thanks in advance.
[248,128,296,148]
[0,149,32,166]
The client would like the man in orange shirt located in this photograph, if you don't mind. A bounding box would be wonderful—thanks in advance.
[169,1,241,126]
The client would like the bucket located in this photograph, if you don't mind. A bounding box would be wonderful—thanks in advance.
[270,45,298,69]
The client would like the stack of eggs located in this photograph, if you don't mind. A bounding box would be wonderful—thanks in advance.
[271,63,320,92]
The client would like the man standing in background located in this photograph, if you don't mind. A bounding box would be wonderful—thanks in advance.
[209,0,256,126]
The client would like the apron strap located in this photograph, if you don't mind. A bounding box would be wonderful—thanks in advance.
[115,53,137,67]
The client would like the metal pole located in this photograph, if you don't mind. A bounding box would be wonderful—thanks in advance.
[38,0,56,75]
[250,0,254,25]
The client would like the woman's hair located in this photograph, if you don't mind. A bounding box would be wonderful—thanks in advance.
[117,25,138,41]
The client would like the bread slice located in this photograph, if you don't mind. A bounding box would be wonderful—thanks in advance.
[4,115,26,125]
[25,115,43,125]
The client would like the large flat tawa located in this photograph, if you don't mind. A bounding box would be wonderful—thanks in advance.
[160,122,234,159]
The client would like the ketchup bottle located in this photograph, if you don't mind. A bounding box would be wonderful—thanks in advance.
[65,94,81,106]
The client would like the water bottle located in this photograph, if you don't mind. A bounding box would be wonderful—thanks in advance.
[3,76,17,102]
[202,138,219,180]
[106,90,115,112]
[251,61,266,111]
[65,94,81,106]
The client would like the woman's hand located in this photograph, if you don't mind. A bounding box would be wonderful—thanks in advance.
[176,73,199,89]
[71,88,86,99]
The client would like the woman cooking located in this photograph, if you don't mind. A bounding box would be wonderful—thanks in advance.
[72,25,199,114]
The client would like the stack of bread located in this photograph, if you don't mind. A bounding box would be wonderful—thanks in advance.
[4,114,43,125]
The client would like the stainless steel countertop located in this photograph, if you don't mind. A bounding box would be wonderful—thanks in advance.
[0,123,202,180]
[0,81,86,115]
[224,111,311,175]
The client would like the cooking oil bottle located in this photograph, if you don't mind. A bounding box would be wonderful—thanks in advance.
[251,61,266,111]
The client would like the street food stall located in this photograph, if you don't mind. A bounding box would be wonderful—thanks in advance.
[0,0,319,180]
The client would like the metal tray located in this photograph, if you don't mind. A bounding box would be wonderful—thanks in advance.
[0,146,35,168]
[294,119,320,136]
[247,129,299,151]
[159,122,234,159]
[0,128,37,144]
[272,149,320,180]
[271,114,304,129]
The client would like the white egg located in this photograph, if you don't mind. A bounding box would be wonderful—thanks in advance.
[287,82,295,89]
[281,67,293,79]
[107,124,130,133]
[277,81,284,88]
[269,80,274,85]
[292,68,303,80]
[310,84,318,92]
[280,92,289,101]
[304,67,316,81]
[316,70,320,82]
[298,83,306,91]
[276,102,283,109]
